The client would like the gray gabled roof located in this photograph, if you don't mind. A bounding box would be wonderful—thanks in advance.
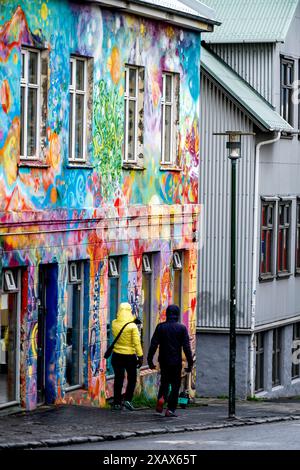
[201,0,298,43]
[201,47,294,132]
[84,0,220,30]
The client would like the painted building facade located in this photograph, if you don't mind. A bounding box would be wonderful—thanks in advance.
[0,0,216,409]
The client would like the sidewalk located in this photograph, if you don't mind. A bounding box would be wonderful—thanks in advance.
[0,398,300,449]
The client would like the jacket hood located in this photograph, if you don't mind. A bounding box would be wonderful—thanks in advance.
[166,304,180,322]
[116,302,135,323]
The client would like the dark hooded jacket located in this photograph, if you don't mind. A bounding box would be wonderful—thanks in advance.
[147,305,193,368]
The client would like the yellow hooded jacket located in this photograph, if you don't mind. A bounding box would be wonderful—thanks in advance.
[111,303,143,356]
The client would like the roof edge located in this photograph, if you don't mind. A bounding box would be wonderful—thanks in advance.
[201,49,294,132]
[83,0,220,31]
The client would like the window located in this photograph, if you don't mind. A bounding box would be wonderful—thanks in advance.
[20,48,40,159]
[107,257,121,376]
[173,251,183,315]
[296,199,300,274]
[142,254,154,366]
[3,271,17,292]
[292,322,300,380]
[272,328,282,387]
[161,72,179,165]
[255,332,265,392]
[69,57,87,161]
[66,262,84,389]
[124,66,139,163]
[277,201,291,275]
[280,57,294,126]
[260,201,275,278]
[0,270,20,406]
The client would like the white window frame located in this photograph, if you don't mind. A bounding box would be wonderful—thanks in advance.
[20,48,41,160]
[108,258,119,278]
[142,254,152,273]
[69,262,81,283]
[66,262,84,392]
[0,270,21,408]
[161,72,175,165]
[69,56,87,162]
[173,251,182,270]
[3,270,17,292]
[124,65,139,163]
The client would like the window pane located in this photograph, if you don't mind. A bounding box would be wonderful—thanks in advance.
[21,53,25,80]
[107,276,119,376]
[164,105,172,163]
[27,87,37,157]
[76,60,85,91]
[165,75,172,102]
[129,68,136,97]
[173,269,182,310]
[66,283,81,388]
[70,61,73,86]
[127,99,136,161]
[69,93,73,158]
[142,273,151,365]
[75,94,84,159]
[28,51,38,84]
[20,87,25,156]
[0,292,17,404]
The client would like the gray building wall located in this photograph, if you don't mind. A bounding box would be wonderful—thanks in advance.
[196,333,250,399]
[255,325,300,398]
[198,72,255,329]
[255,3,300,328]
[208,43,276,105]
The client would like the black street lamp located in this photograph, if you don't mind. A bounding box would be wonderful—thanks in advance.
[214,131,255,419]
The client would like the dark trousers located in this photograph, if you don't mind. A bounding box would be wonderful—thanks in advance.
[158,364,182,412]
[111,352,137,405]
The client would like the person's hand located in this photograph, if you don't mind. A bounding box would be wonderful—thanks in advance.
[148,361,156,370]
[137,356,143,368]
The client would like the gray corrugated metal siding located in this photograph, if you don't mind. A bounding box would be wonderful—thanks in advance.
[198,72,255,329]
[208,43,275,105]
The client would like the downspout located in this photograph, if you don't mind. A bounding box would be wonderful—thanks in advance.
[249,130,281,397]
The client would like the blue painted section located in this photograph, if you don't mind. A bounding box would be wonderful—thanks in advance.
[45,264,58,404]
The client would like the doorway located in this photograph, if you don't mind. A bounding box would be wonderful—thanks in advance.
[37,264,58,405]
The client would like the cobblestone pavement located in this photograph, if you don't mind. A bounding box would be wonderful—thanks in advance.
[0,398,300,449]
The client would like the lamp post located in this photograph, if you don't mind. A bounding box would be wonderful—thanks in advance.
[213,131,255,419]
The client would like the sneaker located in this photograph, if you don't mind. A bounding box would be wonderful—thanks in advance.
[165,409,177,417]
[111,404,122,411]
[123,401,135,411]
[156,397,165,414]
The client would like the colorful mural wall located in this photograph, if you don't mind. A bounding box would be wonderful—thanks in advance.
[0,0,201,410]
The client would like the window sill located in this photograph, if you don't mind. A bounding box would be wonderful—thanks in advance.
[281,133,294,140]
[276,272,292,280]
[271,384,283,391]
[259,275,275,283]
[122,163,145,171]
[65,163,94,170]
[18,161,50,169]
[291,377,300,384]
[65,385,84,393]
[159,165,183,172]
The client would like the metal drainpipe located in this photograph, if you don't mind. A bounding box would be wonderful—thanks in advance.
[249,130,281,397]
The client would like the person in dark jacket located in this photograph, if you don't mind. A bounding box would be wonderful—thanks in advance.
[147,304,193,417]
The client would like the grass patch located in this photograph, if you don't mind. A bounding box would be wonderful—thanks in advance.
[132,393,157,409]
[247,395,267,402]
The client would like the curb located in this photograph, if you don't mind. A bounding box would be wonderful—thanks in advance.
[1,414,300,449]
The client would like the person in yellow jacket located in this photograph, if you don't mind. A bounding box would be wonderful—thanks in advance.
[111,302,143,411]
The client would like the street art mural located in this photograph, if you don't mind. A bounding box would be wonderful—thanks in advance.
[0,0,201,410]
